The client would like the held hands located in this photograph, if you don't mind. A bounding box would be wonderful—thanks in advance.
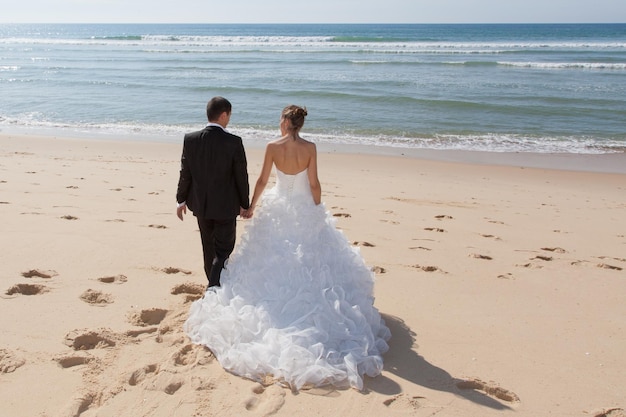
[240,207,254,219]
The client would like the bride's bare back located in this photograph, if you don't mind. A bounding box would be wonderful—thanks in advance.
[244,106,322,217]
[270,136,315,175]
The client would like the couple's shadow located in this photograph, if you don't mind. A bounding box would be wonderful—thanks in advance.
[362,314,515,410]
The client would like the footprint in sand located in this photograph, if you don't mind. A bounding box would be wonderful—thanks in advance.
[148,224,168,229]
[79,289,114,306]
[435,215,453,220]
[424,227,445,233]
[154,309,194,344]
[97,274,127,284]
[161,267,192,275]
[471,253,493,260]
[383,393,429,411]
[333,212,351,218]
[61,215,78,220]
[170,282,205,302]
[598,256,626,263]
[160,379,184,395]
[498,273,514,280]
[244,383,286,416]
[517,262,543,269]
[170,344,199,367]
[0,349,26,373]
[128,362,184,395]
[541,247,567,253]
[353,241,375,247]
[125,327,158,338]
[171,282,204,295]
[412,264,444,273]
[22,269,57,278]
[5,283,49,296]
[481,234,501,240]
[128,364,159,386]
[54,352,93,368]
[57,392,98,417]
[456,378,520,403]
[570,260,624,271]
[597,263,623,271]
[167,343,214,368]
[592,408,626,417]
[64,328,121,350]
[533,255,553,261]
[127,308,168,327]
[191,376,217,394]
[125,346,211,399]
[371,266,386,274]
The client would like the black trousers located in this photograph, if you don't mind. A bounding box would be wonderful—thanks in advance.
[196,217,237,287]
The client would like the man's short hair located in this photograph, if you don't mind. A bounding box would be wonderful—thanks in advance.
[206,96,232,122]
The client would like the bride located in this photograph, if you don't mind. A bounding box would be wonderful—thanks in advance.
[184,105,390,391]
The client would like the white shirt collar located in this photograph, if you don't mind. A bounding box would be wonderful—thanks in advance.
[206,122,228,132]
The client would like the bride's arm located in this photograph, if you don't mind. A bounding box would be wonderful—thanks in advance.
[307,144,321,205]
[247,143,275,216]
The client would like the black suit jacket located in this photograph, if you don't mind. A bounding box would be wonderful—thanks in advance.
[176,125,250,219]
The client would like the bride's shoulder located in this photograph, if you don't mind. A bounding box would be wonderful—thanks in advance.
[295,136,316,148]
[267,137,291,147]
[265,139,283,152]
[300,138,317,155]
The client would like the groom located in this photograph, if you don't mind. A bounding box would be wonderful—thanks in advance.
[176,96,250,288]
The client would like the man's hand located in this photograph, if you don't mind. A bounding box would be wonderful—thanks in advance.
[177,203,187,221]
[240,207,253,219]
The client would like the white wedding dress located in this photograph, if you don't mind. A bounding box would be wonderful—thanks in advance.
[184,168,390,391]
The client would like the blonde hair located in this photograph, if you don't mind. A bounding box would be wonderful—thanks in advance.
[281,105,308,133]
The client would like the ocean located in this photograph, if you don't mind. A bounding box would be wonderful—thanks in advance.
[1,23,625,154]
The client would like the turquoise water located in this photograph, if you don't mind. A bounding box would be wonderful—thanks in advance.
[1,23,625,153]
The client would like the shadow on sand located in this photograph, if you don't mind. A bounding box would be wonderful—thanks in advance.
[365,314,516,410]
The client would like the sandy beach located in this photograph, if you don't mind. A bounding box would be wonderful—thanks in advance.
[1,133,625,417]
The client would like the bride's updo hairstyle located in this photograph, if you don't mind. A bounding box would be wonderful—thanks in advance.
[282,105,308,134]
